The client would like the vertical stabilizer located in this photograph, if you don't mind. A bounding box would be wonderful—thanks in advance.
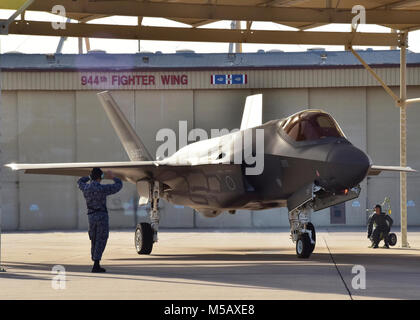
[97,91,153,161]
[240,94,263,130]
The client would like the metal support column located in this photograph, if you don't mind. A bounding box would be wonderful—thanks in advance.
[228,21,243,53]
[78,37,83,54]
[0,203,4,272]
[234,21,242,53]
[350,34,418,247]
[138,17,143,52]
[84,38,91,52]
[0,14,4,274]
[55,19,71,54]
[349,47,400,103]
[399,33,409,248]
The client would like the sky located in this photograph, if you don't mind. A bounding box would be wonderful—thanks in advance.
[1,9,420,54]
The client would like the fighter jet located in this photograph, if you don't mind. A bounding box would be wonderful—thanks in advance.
[6,91,415,258]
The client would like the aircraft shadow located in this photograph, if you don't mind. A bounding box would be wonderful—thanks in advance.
[4,250,420,299]
[0,270,51,282]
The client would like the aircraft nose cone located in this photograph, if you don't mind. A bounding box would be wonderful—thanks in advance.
[325,144,370,191]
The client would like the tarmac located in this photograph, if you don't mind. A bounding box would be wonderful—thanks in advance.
[0,227,419,300]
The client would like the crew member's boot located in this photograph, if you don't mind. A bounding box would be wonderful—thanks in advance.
[372,229,380,248]
[92,260,106,273]
[383,233,390,249]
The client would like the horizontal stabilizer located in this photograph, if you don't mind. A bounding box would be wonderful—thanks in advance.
[97,91,152,161]
[368,165,417,176]
[240,94,262,130]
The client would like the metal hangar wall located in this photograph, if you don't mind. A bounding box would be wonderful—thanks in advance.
[1,50,420,230]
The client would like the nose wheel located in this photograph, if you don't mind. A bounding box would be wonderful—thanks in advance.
[296,233,312,258]
[307,222,316,253]
[295,224,316,258]
[289,207,316,258]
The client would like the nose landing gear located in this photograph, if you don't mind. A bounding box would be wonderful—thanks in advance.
[289,207,316,258]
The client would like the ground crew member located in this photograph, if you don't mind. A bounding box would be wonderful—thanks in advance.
[78,168,123,273]
[367,204,393,249]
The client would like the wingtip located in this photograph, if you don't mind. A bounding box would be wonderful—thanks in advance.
[5,163,18,170]
[370,165,417,174]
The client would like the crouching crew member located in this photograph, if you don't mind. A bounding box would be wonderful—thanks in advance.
[367,204,393,249]
[78,168,123,273]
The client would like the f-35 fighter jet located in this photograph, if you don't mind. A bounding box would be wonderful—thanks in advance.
[6,92,415,258]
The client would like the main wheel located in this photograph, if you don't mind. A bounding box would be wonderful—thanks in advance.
[307,222,316,253]
[387,233,397,246]
[135,223,154,255]
[296,233,312,259]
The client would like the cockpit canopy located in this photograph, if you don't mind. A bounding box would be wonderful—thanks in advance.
[280,110,346,142]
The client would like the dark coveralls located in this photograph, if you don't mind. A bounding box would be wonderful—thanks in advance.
[367,212,393,246]
[77,176,123,261]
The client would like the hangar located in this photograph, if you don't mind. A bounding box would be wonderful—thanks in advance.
[1,49,420,231]
[0,0,420,247]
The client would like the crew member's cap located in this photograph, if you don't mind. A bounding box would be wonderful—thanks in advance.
[90,167,104,180]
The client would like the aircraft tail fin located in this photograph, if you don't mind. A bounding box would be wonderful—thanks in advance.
[240,94,263,130]
[97,91,153,161]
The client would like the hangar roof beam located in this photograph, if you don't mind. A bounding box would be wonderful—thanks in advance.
[381,0,420,9]
[0,0,34,35]
[11,1,420,26]
[6,21,400,47]
[349,48,400,105]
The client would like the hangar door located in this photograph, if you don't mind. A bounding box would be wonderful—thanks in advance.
[330,203,346,224]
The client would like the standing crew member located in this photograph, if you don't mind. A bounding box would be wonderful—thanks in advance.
[367,204,393,249]
[78,168,123,273]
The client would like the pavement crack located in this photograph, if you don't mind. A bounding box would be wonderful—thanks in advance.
[322,235,353,300]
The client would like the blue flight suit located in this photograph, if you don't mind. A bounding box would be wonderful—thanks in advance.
[77,176,123,261]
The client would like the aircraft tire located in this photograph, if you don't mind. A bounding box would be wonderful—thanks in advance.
[135,223,154,255]
[307,222,316,253]
[296,233,312,258]
[387,233,397,246]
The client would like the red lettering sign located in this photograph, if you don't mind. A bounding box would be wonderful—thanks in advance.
[81,73,188,87]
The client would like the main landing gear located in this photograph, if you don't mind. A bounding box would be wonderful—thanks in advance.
[289,206,316,258]
[135,182,160,255]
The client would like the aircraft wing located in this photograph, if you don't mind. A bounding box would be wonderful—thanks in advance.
[368,165,417,176]
[5,91,168,183]
[5,161,161,183]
